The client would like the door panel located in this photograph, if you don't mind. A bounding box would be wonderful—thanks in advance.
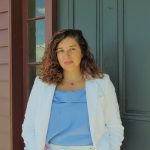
[74,0,97,59]
[121,0,150,149]
[56,0,150,149]
[124,0,150,112]
[123,120,150,150]
[57,0,69,28]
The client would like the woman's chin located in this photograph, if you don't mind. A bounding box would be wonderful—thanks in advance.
[63,68,75,72]
[63,66,79,72]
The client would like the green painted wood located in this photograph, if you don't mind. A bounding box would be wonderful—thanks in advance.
[56,0,150,149]
[119,0,150,150]
[57,0,70,29]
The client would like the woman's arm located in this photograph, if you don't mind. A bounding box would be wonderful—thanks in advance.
[104,74,124,150]
[21,76,39,150]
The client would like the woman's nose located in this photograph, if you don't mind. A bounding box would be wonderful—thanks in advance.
[64,50,71,56]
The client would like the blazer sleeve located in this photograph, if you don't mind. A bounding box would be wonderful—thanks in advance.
[103,74,124,150]
[21,76,40,150]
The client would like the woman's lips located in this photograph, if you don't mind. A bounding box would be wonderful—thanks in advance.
[64,61,73,65]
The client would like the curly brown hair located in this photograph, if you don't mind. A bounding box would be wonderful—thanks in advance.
[38,29,104,85]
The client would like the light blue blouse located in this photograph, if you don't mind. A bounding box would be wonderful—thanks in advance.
[45,87,93,146]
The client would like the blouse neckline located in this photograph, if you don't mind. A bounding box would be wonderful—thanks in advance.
[55,87,85,92]
[53,87,86,103]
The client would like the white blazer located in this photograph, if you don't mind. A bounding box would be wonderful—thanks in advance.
[21,73,124,150]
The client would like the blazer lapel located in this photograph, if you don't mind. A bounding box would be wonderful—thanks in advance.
[35,83,56,150]
[86,79,106,146]
[85,79,99,146]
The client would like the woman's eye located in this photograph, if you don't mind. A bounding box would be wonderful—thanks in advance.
[70,48,76,51]
[57,50,64,53]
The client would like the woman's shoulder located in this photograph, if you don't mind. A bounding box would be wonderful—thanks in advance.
[93,73,110,82]
[95,73,116,93]
[34,75,42,85]
[34,75,55,87]
[34,75,56,88]
[93,73,113,90]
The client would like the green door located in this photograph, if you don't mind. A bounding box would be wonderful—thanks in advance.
[56,0,150,149]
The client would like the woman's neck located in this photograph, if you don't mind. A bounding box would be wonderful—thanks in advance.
[63,70,83,81]
[56,70,85,91]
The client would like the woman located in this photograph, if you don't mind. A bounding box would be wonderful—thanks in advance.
[21,29,124,150]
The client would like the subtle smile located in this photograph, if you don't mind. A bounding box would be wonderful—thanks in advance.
[64,61,73,65]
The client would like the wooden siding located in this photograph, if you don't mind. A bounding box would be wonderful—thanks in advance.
[0,0,11,149]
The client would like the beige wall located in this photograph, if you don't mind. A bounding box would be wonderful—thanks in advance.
[0,0,11,150]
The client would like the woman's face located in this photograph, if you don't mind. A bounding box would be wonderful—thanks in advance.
[56,37,83,72]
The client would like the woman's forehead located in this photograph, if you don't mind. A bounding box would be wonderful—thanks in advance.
[57,37,79,48]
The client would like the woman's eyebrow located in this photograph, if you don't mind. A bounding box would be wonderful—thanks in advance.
[57,45,77,50]
[56,47,63,50]
[70,45,77,47]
